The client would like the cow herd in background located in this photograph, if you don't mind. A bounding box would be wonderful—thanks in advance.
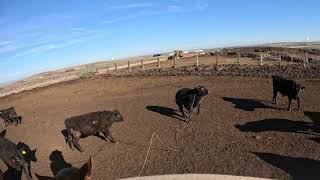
[0,75,305,180]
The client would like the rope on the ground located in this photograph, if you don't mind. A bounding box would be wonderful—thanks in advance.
[138,132,155,176]
[188,94,197,120]
[138,132,180,177]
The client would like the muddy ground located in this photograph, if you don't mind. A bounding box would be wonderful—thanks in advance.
[0,66,320,180]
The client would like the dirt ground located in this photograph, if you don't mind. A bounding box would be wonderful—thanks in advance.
[0,75,320,180]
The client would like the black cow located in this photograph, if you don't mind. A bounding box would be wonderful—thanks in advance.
[17,142,37,179]
[0,130,32,180]
[64,110,124,152]
[176,86,209,122]
[0,107,22,126]
[272,76,305,111]
[0,131,37,180]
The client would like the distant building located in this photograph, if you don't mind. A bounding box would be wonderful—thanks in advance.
[174,50,184,58]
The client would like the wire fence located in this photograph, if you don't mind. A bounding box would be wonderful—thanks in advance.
[95,52,319,75]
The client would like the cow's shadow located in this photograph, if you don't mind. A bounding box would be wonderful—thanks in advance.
[304,111,320,142]
[222,97,276,111]
[304,111,320,128]
[235,118,312,134]
[146,105,185,122]
[253,152,320,180]
[49,150,72,176]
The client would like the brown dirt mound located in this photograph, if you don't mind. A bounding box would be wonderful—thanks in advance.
[104,64,320,79]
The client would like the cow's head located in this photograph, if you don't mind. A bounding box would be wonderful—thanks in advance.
[109,110,124,123]
[294,83,305,94]
[195,86,209,97]
[17,142,37,163]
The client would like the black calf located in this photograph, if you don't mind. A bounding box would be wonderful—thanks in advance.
[272,76,305,111]
[0,107,22,127]
[175,86,209,122]
[16,142,37,179]
[64,110,124,152]
[0,130,32,180]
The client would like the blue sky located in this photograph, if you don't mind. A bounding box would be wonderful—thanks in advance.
[0,0,319,83]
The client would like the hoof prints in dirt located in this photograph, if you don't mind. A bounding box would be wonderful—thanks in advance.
[103,64,320,79]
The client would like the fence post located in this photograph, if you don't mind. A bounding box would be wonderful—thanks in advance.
[196,54,199,66]
[216,53,219,65]
[107,65,109,74]
[237,53,240,64]
[158,58,161,69]
[305,53,308,67]
[174,57,176,68]
[279,55,282,66]
[128,61,131,71]
[290,57,293,66]
[115,63,117,71]
[304,53,307,67]
[260,54,263,65]
[141,59,144,70]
